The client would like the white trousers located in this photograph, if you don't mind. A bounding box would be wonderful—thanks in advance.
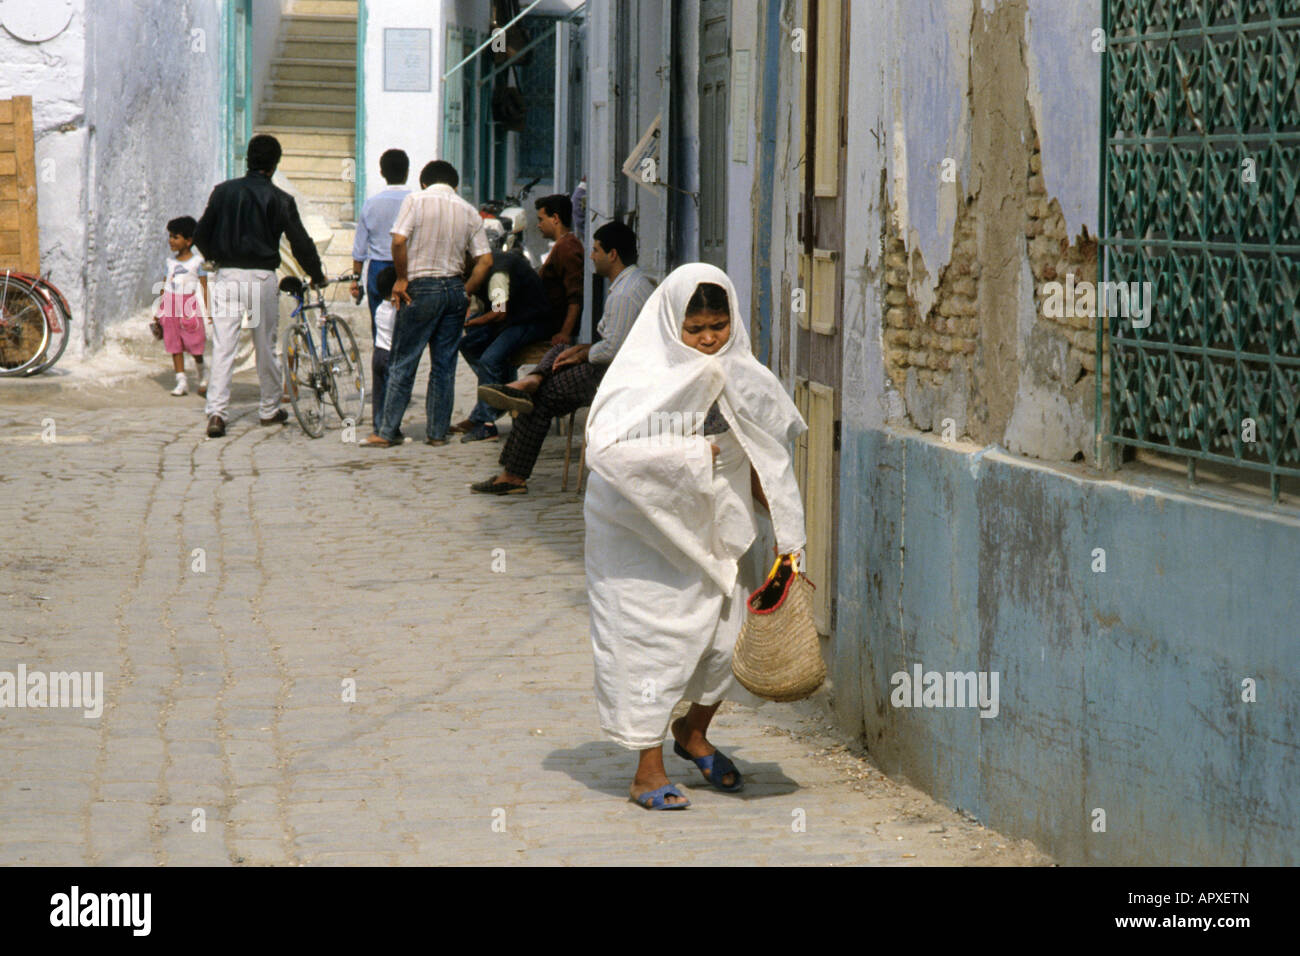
[204,267,281,420]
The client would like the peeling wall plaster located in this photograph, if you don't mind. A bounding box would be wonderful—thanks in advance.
[848,0,1103,462]
[1024,0,1101,239]
[891,0,971,316]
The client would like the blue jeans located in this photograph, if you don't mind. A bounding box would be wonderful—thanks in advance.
[377,277,468,442]
[371,347,390,432]
[364,259,394,344]
[459,315,552,423]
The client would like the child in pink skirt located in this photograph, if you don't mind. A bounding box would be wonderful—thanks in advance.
[157,216,209,396]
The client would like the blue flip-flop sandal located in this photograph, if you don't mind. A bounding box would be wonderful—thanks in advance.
[673,742,745,792]
[631,783,691,810]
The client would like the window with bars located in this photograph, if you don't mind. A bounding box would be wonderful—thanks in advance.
[1100,0,1300,500]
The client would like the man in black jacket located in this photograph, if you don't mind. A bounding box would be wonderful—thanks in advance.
[193,134,326,438]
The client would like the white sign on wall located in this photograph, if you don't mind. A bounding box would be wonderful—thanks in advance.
[384,28,431,92]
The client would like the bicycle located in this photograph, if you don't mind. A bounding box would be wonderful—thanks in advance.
[0,269,73,376]
[279,274,366,438]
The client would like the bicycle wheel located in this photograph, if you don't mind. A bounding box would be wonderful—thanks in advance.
[0,279,50,376]
[283,325,326,438]
[324,317,366,426]
[27,279,72,374]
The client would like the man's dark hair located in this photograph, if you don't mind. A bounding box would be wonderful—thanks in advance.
[374,265,397,300]
[420,160,459,189]
[167,216,198,239]
[246,134,282,173]
[534,194,573,228]
[685,282,730,317]
[379,149,410,184]
[592,221,637,266]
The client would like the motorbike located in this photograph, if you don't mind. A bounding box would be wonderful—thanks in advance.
[479,175,543,267]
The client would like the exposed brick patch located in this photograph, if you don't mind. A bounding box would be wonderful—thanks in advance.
[882,196,979,396]
[1025,136,1104,383]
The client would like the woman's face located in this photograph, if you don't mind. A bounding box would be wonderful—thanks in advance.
[681,308,731,354]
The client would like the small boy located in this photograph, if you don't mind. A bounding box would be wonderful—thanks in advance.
[158,216,209,396]
[371,266,397,432]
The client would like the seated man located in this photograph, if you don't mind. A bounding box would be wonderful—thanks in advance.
[470,221,652,495]
[534,193,584,347]
[452,250,551,442]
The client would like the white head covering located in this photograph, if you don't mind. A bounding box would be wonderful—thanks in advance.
[585,263,808,593]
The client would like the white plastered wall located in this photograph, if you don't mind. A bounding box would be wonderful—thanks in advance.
[360,0,446,201]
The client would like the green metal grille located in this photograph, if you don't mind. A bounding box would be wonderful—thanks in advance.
[517,20,557,181]
[1099,0,1300,499]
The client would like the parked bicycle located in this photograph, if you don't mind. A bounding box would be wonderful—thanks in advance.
[0,269,73,376]
[278,274,365,438]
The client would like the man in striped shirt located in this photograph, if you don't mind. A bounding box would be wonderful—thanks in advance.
[470,221,653,495]
[363,160,492,447]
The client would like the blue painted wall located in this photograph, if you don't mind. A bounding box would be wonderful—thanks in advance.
[835,426,1300,865]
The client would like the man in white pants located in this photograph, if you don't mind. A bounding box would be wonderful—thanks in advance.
[205,268,281,428]
[193,135,326,438]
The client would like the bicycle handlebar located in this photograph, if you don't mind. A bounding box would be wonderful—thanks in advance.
[511,176,543,202]
[279,274,356,299]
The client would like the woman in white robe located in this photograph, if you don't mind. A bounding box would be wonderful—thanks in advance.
[584,263,808,809]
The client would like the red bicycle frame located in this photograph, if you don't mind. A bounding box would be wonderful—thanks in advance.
[3,270,64,333]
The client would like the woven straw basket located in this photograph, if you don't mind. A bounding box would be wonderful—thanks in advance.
[732,555,826,702]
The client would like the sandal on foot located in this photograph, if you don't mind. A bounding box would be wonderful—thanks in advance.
[630,784,691,810]
[673,741,744,792]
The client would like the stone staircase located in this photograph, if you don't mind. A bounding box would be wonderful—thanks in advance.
[256,0,358,278]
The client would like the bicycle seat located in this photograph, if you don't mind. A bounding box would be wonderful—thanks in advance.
[279,276,305,297]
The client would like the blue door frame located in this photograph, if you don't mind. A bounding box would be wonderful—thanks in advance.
[222,0,254,178]
[354,0,367,214]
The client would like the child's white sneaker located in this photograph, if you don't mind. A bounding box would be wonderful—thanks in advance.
[171,372,188,396]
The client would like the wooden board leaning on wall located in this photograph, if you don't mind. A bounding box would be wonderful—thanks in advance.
[0,96,40,273]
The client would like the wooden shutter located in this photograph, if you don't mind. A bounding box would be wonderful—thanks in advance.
[804,381,835,632]
[810,247,837,334]
[699,0,729,268]
[0,97,39,272]
[794,377,810,494]
[813,0,841,197]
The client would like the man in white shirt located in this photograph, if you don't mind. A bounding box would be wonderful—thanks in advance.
[350,149,411,342]
[363,160,493,447]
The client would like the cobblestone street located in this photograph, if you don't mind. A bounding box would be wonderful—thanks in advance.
[0,322,1050,866]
